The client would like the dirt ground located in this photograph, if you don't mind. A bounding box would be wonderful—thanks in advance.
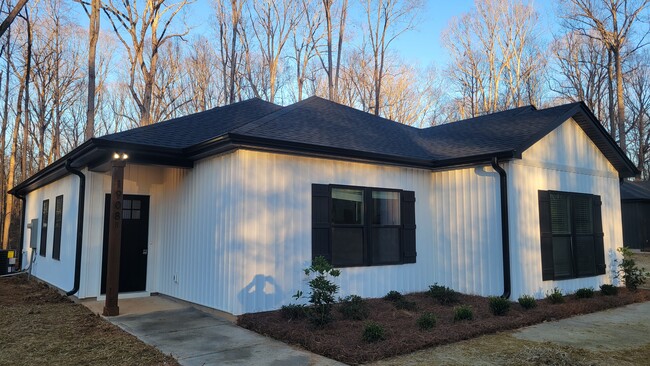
[0,275,179,366]
[370,332,650,366]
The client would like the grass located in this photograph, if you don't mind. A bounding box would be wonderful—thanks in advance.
[0,275,178,366]
[239,287,650,365]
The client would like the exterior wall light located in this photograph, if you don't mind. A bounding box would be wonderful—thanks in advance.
[112,152,129,160]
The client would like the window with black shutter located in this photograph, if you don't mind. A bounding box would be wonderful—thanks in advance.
[539,190,606,280]
[40,200,49,257]
[52,195,63,260]
[312,184,416,267]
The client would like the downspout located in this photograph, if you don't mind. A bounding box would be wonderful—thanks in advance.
[64,159,85,296]
[16,194,26,268]
[491,157,511,299]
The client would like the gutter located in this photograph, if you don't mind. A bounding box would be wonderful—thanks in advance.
[64,159,85,296]
[491,157,511,299]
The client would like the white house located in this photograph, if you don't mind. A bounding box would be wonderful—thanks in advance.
[10,96,638,315]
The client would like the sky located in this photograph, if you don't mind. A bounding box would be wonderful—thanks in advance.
[172,0,561,67]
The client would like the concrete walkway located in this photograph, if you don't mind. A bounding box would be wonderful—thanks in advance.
[513,301,650,351]
[106,304,345,366]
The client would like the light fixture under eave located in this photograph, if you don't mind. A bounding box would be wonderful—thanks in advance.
[112,152,129,161]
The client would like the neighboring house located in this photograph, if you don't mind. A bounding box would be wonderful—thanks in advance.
[620,181,650,251]
[9,96,637,315]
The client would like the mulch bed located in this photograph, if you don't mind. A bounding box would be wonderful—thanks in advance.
[238,288,650,365]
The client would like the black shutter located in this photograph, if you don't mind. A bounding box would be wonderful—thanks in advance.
[52,195,63,260]
[401,190,416,263]
[592,195,606,275]
[312,184,331,262]
[40,200,49,257]
[538,191,554,280]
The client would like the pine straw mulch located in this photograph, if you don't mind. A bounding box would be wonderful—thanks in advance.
[0,274,179,366]
[238,288,650,365]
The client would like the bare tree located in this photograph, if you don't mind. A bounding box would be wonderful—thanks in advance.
[103,0,192,126]
[247,0,300,103]
[317,0,348,101]
[361,0,421,115]
[443,0,544,116]
[291,0,323,101]
[80,0,100,140]
[626,52,650,178]
[560,0,650,154]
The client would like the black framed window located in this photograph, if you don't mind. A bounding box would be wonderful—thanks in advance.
[52,195,63,260]
[122,199,142,220]
[312,184,416,267]
[538,190,606,280]
[39,200,49,257]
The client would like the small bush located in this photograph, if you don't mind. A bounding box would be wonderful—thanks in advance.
[280,304,306,320]
[575,287,594,299]
[416,312,437,330]
[600,284,619,296]
[394,298,418,311]
[546,287,565,304]
[453,305,474,321]
[338,295,369,320]
[293,256,341,328]
[488,296,511,316]
[428,283,459,305]
[362,322,386,343]
[616,247,649,291]
[518,295,537,309]
[383,290,404,302]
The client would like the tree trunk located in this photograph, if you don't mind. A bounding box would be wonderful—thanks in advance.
[334,0,347,102]
[0,24,11,244]
[607,50,616,139]
[2,80,24,249]
[84,0,100,140]
[228,0,239,104]
[614,48,626,153]
[20,13,31,182]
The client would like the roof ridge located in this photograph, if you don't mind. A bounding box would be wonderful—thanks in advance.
[230,97,315,135]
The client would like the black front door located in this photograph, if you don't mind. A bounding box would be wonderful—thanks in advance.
[101,194,150,294]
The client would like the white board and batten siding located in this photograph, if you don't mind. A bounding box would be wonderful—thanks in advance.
[507,117,622,299]
[21,173,81,292]
[148,150,504,315]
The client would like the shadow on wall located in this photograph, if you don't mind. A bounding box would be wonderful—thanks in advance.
[238,274,284,312]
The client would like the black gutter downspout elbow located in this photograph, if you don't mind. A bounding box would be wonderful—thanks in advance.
[491,157,511,299]
[64,159,85,297]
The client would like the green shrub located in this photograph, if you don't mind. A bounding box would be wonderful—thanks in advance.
[616,247,649,291]
[280,304,306,320]
[453,305,474,321]
[362,322,386,343]
[488,296,511,316]
[416,312,437,330]
[600,284,619,296]
[518,295,537,310]
[428,283,459,305]
[338,295,369,320]
[575,287,594,299]
[546,287,565,304]
[394,298,417,311]
[383,290,404,302]
[293,256,341,327]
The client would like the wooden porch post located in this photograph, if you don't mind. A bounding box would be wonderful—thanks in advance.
[103,156,127,316]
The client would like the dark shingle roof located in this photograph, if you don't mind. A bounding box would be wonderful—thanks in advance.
[621,181,650,201]
[231,97,432,161]
[417,103,577,161]
[8,95,639,196]
[100,98,282,149]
